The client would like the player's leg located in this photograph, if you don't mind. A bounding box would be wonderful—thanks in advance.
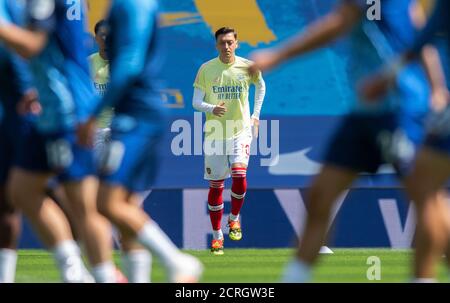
[97,122,202,282]
[392,64,450,281]
[228,162,246,241]
[98,184,202,282]
[282,115,370,282]
[282,165,358,282]
[204,153,228,254]
[120,192,151,283]
[433,191,450,278]
[227,128,252,241]
[63,177,115,283]
[57,133,115,282]
[45,181,81,240]
[404,147,450,280]
[0,128,20,283]
[0,185,20,283]
[121,235,151,283]
[7,168,90,282]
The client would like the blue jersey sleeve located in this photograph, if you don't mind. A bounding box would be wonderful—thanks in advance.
[10,54,34,95]
[411,0,448,53]
[0,0,11,23]
[93,0,158,116]
[26,0,57,32]
[342,0,366,10]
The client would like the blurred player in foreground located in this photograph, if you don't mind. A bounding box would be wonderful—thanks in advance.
[361,0,450,282]
[0,0,114,282]
[249,0,446,282]
[0,0,39,281]
[89,18,152,283]
[78,0,203,282]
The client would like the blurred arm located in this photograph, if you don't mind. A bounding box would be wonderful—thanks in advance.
[275,2,362,64]
[0,24,47,58]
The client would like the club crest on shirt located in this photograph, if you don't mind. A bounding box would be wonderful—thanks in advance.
[236,73,245,81]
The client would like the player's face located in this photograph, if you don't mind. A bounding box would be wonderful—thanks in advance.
[95,26,108,53]
[216,33,238,61]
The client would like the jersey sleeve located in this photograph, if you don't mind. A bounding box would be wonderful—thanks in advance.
[342,0,366,10]
[11,54,34,95]
[26,0,57,32]
[411,0,448,53]
[250,68,263,85]
[193,64,207,92]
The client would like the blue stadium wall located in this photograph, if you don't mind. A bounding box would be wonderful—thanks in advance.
[20,0,449,249]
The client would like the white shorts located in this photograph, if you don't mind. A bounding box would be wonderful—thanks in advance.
[94,127,111,163]
[204,127,252,180]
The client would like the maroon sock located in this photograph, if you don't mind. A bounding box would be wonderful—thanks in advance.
[231,168,247,217]
[208,180,224,230]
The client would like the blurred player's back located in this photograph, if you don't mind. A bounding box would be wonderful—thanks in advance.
[347,0,426,114]
[26,0,96,133]
[0,0,33,123]
[105,0,165,120]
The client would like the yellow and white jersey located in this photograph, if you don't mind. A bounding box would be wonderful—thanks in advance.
[90,52,109,96]
[194,56,263,140]
[89,52,113,128]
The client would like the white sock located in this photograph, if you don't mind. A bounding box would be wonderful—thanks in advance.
[92,261,116,283]
[229,214,239,222]
[0,249,17,283]
[53,240,80,263]
[281,258,312,283]
[136,221,181,269]
[122,250,152,283]
[212,229,223,240]
[52,240,89,283]
[112,226,122,250]
[412,278,438,283]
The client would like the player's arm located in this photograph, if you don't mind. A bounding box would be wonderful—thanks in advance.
[0,0,55,58]
[409,0,447,55]
[361,0,449,103]
[410,0,448,110]
[0,24,47,58]
[420,45,448,110]
[251,72,266,138]
[192,88,214,113]
[192,88,227,117]
[412,1,449,109]
[249,1,362,73]
[10,54,41,115]
[192,66,227,117]
[252,75,266,121]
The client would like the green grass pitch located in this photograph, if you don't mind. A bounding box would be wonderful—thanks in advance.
[15,249,449,283]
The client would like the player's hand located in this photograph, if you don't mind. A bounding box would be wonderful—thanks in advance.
[249,49,282,76]
[213,101,227,117]
[17,89,41,116]
[430,87,450,112]
[252,117,260,139]
[358,72,395,103]
[77,117,97,148]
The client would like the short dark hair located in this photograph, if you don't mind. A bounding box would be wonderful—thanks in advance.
[215,27,237,41]
[94,20,108,35]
